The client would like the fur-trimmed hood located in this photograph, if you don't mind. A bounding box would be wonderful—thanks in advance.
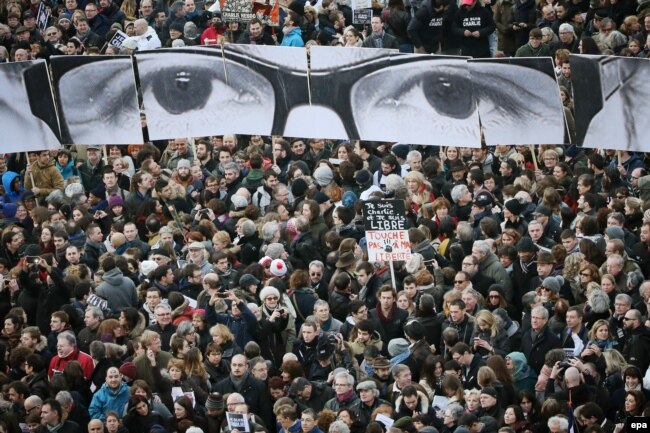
[129,312,147,339]
[395,390,430,414]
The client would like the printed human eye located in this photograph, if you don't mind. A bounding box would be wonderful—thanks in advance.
[55,57,142,144]
[136,51,275,140]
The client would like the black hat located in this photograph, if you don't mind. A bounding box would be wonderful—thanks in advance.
[391,144,409,160]
[23,11,35,19]
[474,192,493,208]
[19,244,41,258]
[481,386,498,399]
[316,341,334,360]
[504,199,523,216]
[239,274,260,288]
[355,169,372,186]
[291,178,309,198]
[170,21,184,32]
[516,237,536,253]
[313,191,330,205]
[403,320,424,341]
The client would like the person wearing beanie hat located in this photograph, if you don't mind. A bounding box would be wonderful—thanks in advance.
[478,386,503,421]
[291,178,310,200]
[119,362,138,382]
[541,275,564,296]
[502,198,527,234]
[259,286,280,302]
[205,392,225,412]
[176,159,191,169]
[355,169,372,187]
[269,259,287,277]
[108,193,124,210]
[313,166,334,187]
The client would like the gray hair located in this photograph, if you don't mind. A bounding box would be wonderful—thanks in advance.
[385,174,405,193]
[531,305,549,320]
[241,220,257,237]
[329,421,351,433]
[451,184,468,204]
[309,260,324,270]
[547,416,569,432]
[313,299,329,311]
[473,240,490,256]
[55,391,73,407]
[154,303,172,313]
[335,371,355,386]
[57,331,76,346]
[457,221,473,242]
[176,320,194,337]
[588,290,610,314]
[87,306,104,321]
[406,150,422,163]
[615,293,632,306]
[446,402,465,421]
[558,23,575,34]
[392,363,410,379]
[261,221,280,242]
[223,161,240,174]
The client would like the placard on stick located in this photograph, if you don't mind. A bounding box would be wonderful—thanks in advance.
[363,200,412,262]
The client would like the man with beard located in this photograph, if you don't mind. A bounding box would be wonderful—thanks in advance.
[237,18,276,44]
[195,140,217,173]
[170,159,196,189]
[453,0,495,58]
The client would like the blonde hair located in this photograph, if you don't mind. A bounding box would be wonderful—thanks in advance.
[477,366,497,388]
[210,323,234,343]
[475,310,498,338]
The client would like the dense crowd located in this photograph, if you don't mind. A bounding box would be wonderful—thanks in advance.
[0,138,649,433]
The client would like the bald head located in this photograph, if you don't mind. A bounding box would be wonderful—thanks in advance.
[564,367,581,387]
[134,19,148,35]
[88,419,103,433]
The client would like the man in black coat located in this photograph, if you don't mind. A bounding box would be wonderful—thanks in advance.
[369,286,409,349]
[215,354,274,429]
[622,309,650,373]
[453,0,495,58]
[289,377,335,413]
[520,306,561,374]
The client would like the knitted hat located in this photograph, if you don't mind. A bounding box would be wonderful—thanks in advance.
[269,259,287,277]
[64,183,84,198]
[291,178,309,198]
[542,275,564,294]
[258,256,273,268]
[355,169,372,186]
[1,203,16,219]
[533,204,552,217]
[504,199,523,216]
[342,191,357,208]
[259,286,280,301]
[266,243,285,260]
[373,356,391,369]
[177,159,191,169]
[231,194,248,211]
[139,260,158,277]
[313,191,330,205]
[313,166,334,187]
[516,237,536,253]
[205,393,225,410]
[119,362,137,380]
[480,386,498,399]
[391,144,409,160]
[108,193,124,209]
[605,226,625,240]
[239,274,260,288]
[285,218,298,239]
[170,20,184,32]
[387,338,409,357]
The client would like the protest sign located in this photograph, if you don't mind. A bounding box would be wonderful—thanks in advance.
[37,2,49,32]
[218,0,279,26]
[226,412,251,433]
[109,30,128,49]
[363,200,411,262]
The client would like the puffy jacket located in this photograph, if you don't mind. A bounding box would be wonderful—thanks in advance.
[89,381,131,421]
[2,171,23,203]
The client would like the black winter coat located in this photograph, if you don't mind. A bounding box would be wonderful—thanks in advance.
[215,374,274,428]
[520,325,561,374]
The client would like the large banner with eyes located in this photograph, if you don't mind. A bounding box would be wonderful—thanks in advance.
[1,48,648,151]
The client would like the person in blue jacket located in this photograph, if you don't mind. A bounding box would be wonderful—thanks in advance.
[1,171,24,204]
[281,11,305,47]
[89,366,131,421]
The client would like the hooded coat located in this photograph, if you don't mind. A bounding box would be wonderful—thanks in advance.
[508,351,538,394]
[95,268,138,315]
[1,171,24,203]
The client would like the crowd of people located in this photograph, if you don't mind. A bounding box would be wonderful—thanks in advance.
[0,136,649,433]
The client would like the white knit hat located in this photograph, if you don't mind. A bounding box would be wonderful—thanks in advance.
[259,286,280,301]
[269,259,287,277]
